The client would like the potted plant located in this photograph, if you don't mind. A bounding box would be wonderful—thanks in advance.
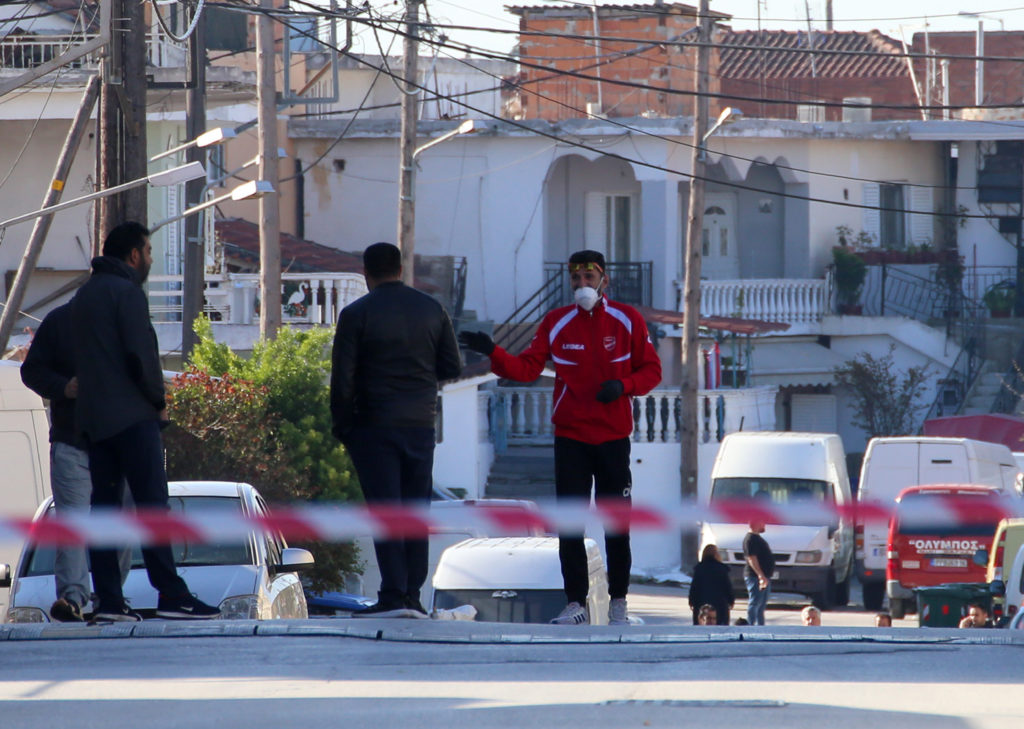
[833,246,867,315]
[983,282,1015,318]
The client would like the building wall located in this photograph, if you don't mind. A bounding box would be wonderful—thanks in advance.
[912,31,1024,110]
[719,74,919,122]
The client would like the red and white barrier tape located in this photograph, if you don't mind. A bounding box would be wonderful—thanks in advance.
[1,497,1022,547]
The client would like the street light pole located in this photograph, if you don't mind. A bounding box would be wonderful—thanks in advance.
[398,0,421,286]
[680,0,712,572]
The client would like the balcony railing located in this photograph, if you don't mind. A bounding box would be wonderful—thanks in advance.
[0,32,185,70]
[699,278,829,323]
[491,386,778,445]
[147,272,368,326]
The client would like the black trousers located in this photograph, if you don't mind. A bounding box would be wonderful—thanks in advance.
[345,425,435,605]
[554,436,632,605]
[88,419,188,608]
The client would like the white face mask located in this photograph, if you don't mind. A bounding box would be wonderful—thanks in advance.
[574,286,601,311]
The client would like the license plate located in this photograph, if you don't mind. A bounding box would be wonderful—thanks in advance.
[931,558,967,568]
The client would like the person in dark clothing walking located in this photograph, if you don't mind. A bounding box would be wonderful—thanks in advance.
[743,519,775,626]
[460,250,662,626]
[331,242,462,618]
[688,544,734,626]
[71,221,219,622]
[21,303,130,622]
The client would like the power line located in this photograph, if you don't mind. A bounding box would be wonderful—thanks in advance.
[241,3,1003,221]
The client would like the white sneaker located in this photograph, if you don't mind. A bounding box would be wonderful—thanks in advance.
[608,598,629,626]
[550,601,589,625]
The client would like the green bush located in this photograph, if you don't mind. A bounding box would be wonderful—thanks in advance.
[832,246,867,309]
[164,317,361,592]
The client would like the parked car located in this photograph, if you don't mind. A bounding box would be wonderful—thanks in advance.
[857,436,1020,611]
[1003,543,1024,624]
[886,484,1005,620]
[1,481,314,622]
[700,431,855,610]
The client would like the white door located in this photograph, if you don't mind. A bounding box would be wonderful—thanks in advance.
[700,193,739,279]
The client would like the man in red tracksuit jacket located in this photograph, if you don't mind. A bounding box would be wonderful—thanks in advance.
[460,249,662,626]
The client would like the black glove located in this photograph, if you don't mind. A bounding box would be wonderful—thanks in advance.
[459,330,495,356]
[596,379,624,403]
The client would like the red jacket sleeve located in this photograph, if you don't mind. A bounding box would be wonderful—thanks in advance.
[621,311,662,396]
[489,313,553,382]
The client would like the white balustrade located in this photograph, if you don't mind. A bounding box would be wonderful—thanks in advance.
[147,272,368,326]
[0,33,185,70]
[699,278,829,323]
[492,386,778,444]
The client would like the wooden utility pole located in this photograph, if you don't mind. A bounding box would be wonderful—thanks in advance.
[0,76,100,351]
[680,0,712,571]
[257,0,281,338]
[97,0,147,238]
[398,0,421,286]
[181,6,207,361]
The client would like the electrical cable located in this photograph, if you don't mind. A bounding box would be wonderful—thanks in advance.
[151,0,207,43]
[248,4,1002,220]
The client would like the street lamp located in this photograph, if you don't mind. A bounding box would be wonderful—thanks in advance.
[150,180,275,232]
[149,127,237,163]
[399,119,479,285]
[0,162,206,230]
[700,108,743,160]
[0,161,207,352]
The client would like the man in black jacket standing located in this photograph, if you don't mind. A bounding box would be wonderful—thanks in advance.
[71,221,219,622]
[331,242,462,618]
[21,303,131,622]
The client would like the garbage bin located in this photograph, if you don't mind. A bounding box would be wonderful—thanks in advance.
[914,583,993,628]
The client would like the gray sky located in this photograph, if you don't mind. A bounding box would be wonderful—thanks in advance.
[347,1,1024,56]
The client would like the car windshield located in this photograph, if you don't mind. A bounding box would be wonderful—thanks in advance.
[21,496,254,577]
[710,477,833,505]
[895,492,999,537]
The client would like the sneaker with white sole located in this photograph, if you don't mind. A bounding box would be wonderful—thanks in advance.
[155,593,221,620]
[91,604,143,623]
[550,601,589,625]
[608,598,629,626]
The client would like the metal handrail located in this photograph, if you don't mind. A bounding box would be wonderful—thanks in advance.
[991,338,1024,414]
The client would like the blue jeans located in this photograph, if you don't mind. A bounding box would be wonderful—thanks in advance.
[744,574,770,626]
[50,443,131,608]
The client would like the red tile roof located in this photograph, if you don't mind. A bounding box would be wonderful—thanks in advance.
[718,29,908,80]
[215,218,363,274]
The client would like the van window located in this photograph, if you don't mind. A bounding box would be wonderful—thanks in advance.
[895,492,1000,538]
[711,478,833,505]
[21,496,254,577]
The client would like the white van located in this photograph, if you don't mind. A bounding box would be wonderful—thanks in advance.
[856,436,1021,611]
[431,536,609,625]
[700,432,855,610]
[0,361,52,613]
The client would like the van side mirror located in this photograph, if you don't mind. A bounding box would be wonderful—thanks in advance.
[973,549,989,567]
[990,579,1006,597]
[0,563,10,589]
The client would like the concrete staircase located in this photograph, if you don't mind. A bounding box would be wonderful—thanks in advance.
[960,365,1006,415]
[485,445,556,500]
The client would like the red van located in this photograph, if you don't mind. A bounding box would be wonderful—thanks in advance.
[886,485,1005,619]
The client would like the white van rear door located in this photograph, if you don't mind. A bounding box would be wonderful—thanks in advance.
[864,442,919,501]
[919,442,970,485]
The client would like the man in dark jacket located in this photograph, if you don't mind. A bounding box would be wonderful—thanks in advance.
[331,242,462,618]
[21,303,130,622]
[71,221,219,622]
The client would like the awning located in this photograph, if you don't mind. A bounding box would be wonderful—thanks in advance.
[749,341,846,387]
[923,414,1024,452]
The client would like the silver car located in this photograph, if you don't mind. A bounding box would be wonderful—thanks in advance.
[2,481,314,622]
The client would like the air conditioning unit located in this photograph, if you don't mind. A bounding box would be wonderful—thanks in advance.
[842,97,872,123]
[797,103,825,123]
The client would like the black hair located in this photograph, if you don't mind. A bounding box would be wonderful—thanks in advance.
[568,249,606,270]
[102,221,150,260]
[363,242,402,279]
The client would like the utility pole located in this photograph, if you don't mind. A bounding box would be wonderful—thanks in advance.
[680,0,712,571]
[398,0,421,286]
[0,76,100,351]
[257,0,281,338]
[97,0,147,238]
[181,4,207,361]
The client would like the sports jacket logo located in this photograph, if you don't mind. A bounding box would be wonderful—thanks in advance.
[603,336,617,351]
[563,343,585,350]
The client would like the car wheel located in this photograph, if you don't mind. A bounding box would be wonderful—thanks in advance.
[862,581,885,611]
[890,597,906,620]
[835,573,851,607]
[812,569,837,610]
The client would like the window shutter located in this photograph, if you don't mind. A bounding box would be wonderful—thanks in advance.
[861,183,880,245]
[908,186,934,245]
[584,192,607,254]
[790,394,837,433]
